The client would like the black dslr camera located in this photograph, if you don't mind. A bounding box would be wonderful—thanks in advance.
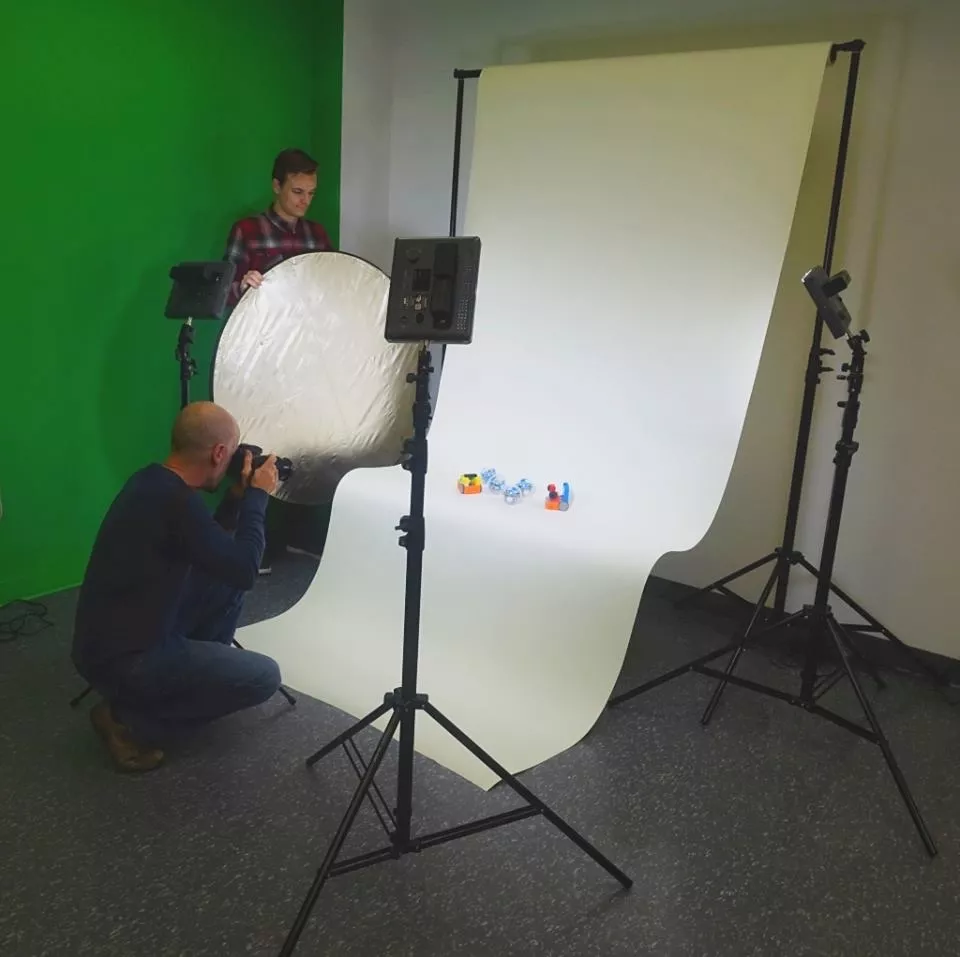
[228,443,294,483]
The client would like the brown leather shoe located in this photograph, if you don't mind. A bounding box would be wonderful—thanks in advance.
[90,701,165,772]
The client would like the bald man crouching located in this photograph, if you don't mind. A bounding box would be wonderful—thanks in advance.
[72,402,282,771]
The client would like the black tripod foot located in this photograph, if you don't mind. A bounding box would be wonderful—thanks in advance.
[827,617,937,857]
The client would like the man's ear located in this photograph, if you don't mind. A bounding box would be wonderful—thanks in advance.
[272,177,281,195]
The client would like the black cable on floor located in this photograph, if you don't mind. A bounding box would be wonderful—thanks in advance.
[0,600,53,643]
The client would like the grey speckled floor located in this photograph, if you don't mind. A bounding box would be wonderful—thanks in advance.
[2,556,960,957]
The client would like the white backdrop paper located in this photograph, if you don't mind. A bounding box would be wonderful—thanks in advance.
[237,43,830,788]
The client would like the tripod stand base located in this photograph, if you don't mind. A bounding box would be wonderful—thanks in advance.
[674,547,949,691]
[610,564,938,858]
[280,688,633,956]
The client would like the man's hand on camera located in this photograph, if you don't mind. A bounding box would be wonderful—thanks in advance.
[241,270,264,292]
[226,449,254,500]
[250,454,280,495]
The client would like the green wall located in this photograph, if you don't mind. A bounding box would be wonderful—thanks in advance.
[0,0,344,603]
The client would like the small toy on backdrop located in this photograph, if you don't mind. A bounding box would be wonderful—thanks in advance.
[457,473,482,494]
[545,482,571,511]
[458,469,549,507]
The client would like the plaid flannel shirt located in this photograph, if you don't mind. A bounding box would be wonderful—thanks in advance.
[223,207,333,309]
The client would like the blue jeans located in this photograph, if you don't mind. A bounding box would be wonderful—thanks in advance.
[84,570,281,746]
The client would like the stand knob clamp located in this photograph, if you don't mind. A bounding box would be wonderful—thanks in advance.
[177,355,198,378]
[396,515,425,551]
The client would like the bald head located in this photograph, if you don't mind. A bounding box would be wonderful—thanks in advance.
[171,402,240,463]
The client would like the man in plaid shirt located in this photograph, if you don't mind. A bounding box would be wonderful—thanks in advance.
[222,148,335,570]
[223,147,334,310]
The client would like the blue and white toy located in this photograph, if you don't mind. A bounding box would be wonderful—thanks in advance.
[472,469,539,505]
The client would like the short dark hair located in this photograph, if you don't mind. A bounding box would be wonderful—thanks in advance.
[272,148,318,185]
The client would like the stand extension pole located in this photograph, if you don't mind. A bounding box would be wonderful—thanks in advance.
[450,69,482,238]
[435,67,484,387]
[175,319,197,410]
[280,346,632,955]
[771,40,864,613]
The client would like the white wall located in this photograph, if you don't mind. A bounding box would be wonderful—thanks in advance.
[339,0,395,268]
[340,0,960,658]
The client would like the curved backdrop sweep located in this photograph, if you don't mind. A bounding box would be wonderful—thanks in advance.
[236,42,832,788]
[212,251,418,505]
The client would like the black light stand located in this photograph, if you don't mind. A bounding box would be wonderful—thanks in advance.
[278,343,632,956]
[611,268,937,857]
[665,41,946,688]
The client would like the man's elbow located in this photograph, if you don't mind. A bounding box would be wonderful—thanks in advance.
[224,555,260,592]
[235,563,259,591]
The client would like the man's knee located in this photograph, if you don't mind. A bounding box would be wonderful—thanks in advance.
[243,652,282,706]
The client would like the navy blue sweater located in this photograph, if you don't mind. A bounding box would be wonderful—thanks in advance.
[72,464,268,666]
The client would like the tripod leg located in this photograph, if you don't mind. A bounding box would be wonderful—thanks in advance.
[423,702,632,889]
[674,552,778,609]
[834,583,946,687]
[843,639,887,692]
[70,685,94,708]
[607,640,742,708]
[305,700,393,767]
[279,709,401,956]
[701,561,781,727]
[826,616,937,858]
[797,557,946,689]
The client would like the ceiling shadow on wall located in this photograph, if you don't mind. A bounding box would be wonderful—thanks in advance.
[504,16,872,65]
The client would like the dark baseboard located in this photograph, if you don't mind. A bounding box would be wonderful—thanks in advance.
[651,575,960,689]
